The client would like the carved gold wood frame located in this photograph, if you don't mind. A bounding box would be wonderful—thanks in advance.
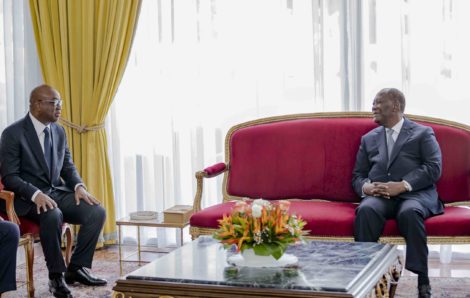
[191,112,470,245]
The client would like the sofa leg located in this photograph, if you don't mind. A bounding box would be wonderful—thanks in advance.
[439,244,453,264]
[190,227,200,240]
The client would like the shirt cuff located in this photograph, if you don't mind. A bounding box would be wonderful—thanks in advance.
[74,183,86,191]
[402,180,412,192]
[31,190,41,203]
[361,179,371,197]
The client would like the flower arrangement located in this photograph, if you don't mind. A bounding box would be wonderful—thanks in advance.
[213,199,308,260]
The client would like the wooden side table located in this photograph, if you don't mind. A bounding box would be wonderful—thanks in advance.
[116,213,189,274]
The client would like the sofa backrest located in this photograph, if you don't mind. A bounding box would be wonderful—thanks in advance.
[224,113,470,204]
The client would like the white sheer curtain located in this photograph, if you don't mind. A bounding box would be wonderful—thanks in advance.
[109,0,470,257]
[362,0,470,125]
[0,0,42,131]
[109,0,352,246]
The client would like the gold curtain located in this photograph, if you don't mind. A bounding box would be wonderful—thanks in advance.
[29,0,141,245]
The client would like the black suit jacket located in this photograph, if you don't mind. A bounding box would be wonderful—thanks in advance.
[0,114,82,216]
[352,118,444,215]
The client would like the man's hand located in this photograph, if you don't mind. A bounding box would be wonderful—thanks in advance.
[0,215,4,221]
[363,182,389,198]
[363,181,407,199]
[74,185,100,206]
[35,193,58,214]
[381,182,407,197]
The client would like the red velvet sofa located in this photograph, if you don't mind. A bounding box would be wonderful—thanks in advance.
[189,112,470,245]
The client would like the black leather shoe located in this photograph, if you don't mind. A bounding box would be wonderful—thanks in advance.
[418,284,432,298]
[64,267,107,286]
[49,276,73,298]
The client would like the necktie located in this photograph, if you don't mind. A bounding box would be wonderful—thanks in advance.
[387,129,395,159]
[44,127,52,175]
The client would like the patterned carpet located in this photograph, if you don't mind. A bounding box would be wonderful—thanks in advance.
[395,276,470,298]
[11,248,142,298]
[7,246,470,297]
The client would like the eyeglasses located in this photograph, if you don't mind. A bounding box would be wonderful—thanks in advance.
[39,98,63,107]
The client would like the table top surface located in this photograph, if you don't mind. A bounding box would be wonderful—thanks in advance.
[116,214,188,228]
[124,236,398,296]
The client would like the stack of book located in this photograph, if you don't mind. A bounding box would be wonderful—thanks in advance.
[163,205,193,224]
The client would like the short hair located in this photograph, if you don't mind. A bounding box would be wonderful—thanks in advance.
[376,88,406,112]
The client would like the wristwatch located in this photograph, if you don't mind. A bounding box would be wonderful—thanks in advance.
[403,180,412,192]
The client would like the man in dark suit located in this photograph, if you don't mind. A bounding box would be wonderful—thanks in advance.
[0,218,19,297]
[0,85,107,298]
[352,88,443,298]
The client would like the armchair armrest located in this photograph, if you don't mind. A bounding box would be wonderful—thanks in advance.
[203,163,227,178]
[0,190,20,225]
[193,163,228,212]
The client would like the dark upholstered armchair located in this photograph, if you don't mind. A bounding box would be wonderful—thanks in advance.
[0,186,72,298]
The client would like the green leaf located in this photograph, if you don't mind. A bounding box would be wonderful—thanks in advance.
[252,243,286,260]
[241,243,251,252]
[270,244,285,260]
[253,245,270,256]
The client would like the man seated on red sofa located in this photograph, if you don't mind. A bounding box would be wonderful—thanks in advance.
[352,88,443,298]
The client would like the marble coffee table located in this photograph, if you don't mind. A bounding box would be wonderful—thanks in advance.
[113,236,402,298]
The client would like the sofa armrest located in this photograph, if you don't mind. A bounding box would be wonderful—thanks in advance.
[203,163,227,178]
[0,190,20,225]
[193,163,228,212]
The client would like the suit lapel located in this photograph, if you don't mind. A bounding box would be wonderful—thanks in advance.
[387,118,412,169]
[24,115,51,179]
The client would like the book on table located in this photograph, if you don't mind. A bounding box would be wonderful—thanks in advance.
[163,205,193,223]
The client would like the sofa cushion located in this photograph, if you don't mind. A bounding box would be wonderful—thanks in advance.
[190,202,237,230]
[288,201,357,236]
[422,206,470,236]
[190,201,470,238]
[424,123,470,204]
[227,118,375,203]
[190,200,359,237]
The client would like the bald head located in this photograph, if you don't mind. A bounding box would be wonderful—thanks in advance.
[371,87,406,128]
[29,84,62,124]
[375,88,406,113]
[29,84,58,106]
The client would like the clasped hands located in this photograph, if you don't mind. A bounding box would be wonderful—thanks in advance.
[363,181,407,199]
[35,186,100,214]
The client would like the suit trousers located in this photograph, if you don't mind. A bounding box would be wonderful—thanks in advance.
[0,221,20,294]
[25,189,106,273]
[354,196,431,275]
